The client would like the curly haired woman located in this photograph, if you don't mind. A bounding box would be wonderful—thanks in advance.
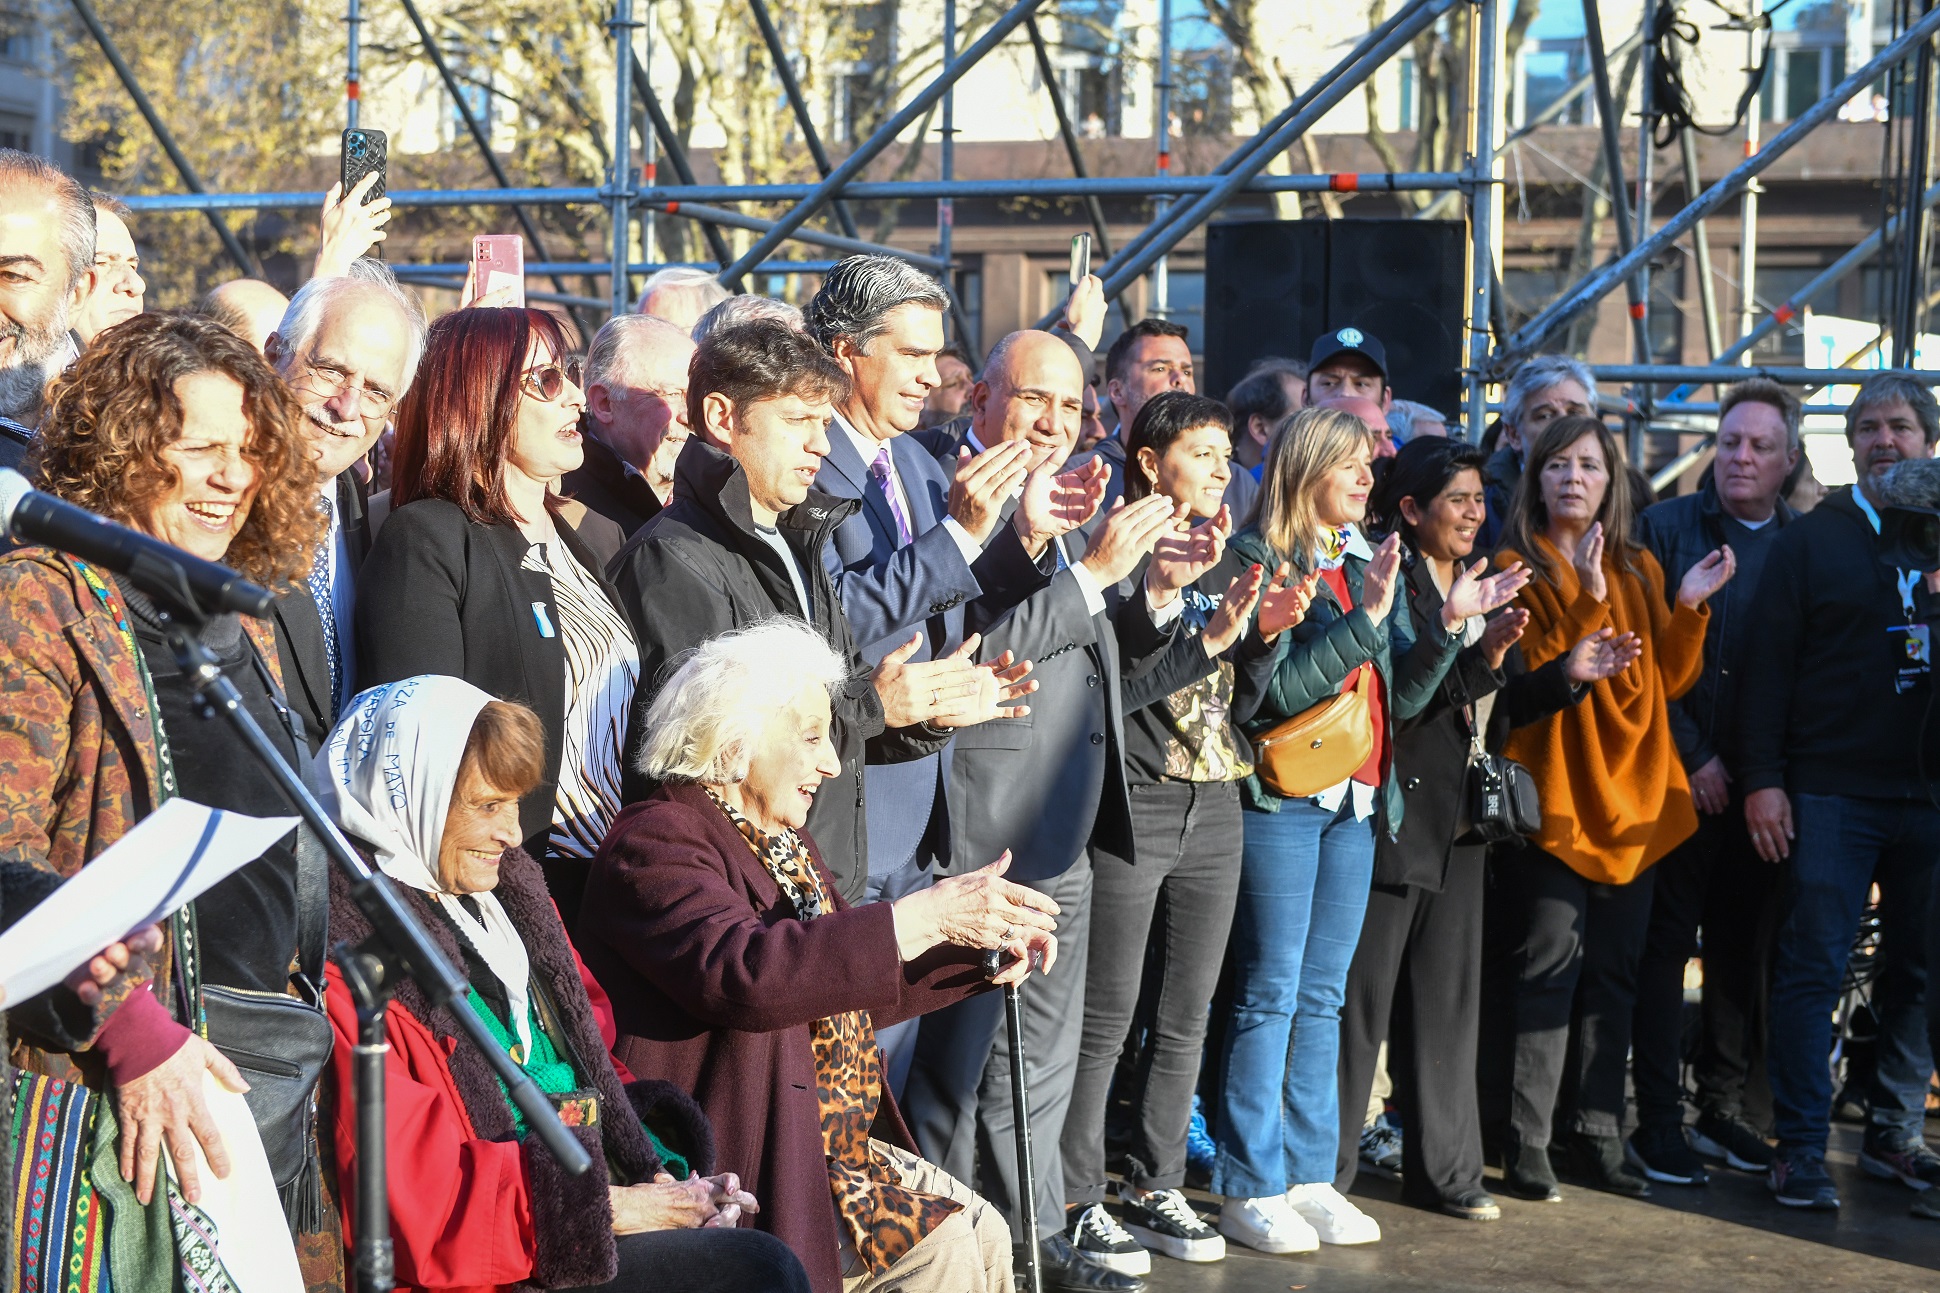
[0,312,334,1286]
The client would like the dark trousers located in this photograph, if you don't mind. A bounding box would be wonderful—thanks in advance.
[1336,847,1487,1202]
[1767,792,1938,1153]
[1629,801,1777,1132]
[1063,780,1243,1203]
[561,1228,811,1293]
[1480,845,1656,1147]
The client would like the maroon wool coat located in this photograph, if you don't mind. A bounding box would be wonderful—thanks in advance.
[575,782,994,1293]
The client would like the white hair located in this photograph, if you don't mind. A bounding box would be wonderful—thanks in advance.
[691,293,805,342]
[639,266,733,322]
[584,312,693,391]
[275,257,429,394]
[637,619,848,786]
[1501,354,1595,434]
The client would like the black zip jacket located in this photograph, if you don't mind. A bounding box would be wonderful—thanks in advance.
[1735,485,1940,801]
[609,437,945,903]
[1636,479,1796,773]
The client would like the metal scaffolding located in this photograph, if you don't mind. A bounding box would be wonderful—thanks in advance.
[81,0,1940,463]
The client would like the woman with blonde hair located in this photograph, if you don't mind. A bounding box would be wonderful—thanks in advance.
[1482,414,1733,1203]
[1211,407,1526,1255]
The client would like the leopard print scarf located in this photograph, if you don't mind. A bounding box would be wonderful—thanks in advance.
[702,787,958,1275]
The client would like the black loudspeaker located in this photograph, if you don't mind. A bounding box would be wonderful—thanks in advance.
[1204,218,1466,416]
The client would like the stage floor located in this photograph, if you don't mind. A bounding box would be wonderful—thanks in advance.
[1136,1125,1940,1292]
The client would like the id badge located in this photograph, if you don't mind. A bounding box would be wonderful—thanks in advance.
[1890,623,1931,694]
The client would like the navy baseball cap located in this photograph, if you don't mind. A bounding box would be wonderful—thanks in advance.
[1308,327,1388,380]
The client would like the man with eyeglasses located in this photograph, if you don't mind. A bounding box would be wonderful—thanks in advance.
[562,312,694,548]
[263,257,426,744]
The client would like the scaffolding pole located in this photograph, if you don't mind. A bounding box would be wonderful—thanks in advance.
[394,0,578,305]
[1592,362,1931,384]
[1582,0,1653,367]
[1680,129,1724,360]
[1495,4,1940,367]
[1075,0,1462,316]
[746,0,862,242]
[717,0,1049,289]
[1153,0,1173,319]
[66,0,260,276]
[632,62,736,268]
[611,0,638,315]
[641,201,946,267]
[1735,0,1763,359]
[344,0,361,130]
[1894,1,1939,368]
[1025,15,1113,257]
[940,0,958,322]
[1464,0,1501,443]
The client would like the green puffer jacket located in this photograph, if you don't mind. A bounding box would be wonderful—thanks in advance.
[1230,525,1464,836]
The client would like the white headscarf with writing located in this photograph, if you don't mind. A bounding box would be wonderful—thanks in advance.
[316,675,535,1058]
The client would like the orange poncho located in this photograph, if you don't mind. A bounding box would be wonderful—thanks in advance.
[1496,537,1708,886]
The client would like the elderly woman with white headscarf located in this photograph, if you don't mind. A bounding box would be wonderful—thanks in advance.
[577,619,1063,1293]
[315,675,811,1293]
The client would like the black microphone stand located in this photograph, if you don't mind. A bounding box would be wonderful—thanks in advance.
[152,600,592,1293]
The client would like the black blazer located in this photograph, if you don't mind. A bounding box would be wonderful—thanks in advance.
[355,497,630,862]
[561,434,663,553]
[271,585,333,752]
[337,470,372,573]
[1377,555,1581,892]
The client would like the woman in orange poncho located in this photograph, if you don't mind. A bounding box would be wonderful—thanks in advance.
[1482,415,1736,1204]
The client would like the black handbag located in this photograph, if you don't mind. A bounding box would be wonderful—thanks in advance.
[1456,710,1541,846]
[199,652,334,1233]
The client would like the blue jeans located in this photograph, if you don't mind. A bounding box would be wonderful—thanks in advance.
[1767,792,1939,1155]
[1212,798,1375,1197]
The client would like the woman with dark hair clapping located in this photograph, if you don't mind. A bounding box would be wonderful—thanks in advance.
[1340,437,1638,1223]
[359,307,640,922]
[1483,415,1733,1202]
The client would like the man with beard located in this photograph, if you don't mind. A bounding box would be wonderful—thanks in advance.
[263,257,426,742]
[0,150,94,460]
[1738,372,1940,1211]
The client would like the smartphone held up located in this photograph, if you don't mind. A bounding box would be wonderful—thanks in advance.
[465,235,527,310]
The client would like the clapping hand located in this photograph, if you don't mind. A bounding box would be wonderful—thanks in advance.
[1077,494,1179,587]
[948,440,1033,542]
[1478,608,1530,670]
[314,174,391,279]
[1572,522,1608,602]
[1677,545,1737,610]
[1441,559,1530,631]
[892,851,1061,985]
[1145,505,1232,603]
[931,648,1039,729]
[1014,455,1107,554]
[1201,564,1265,657]
[1358,532,1405,623]
[1256,562,1319,640]
[1563,626,1644,683]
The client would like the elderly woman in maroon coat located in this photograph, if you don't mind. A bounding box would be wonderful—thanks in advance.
[578,619,1062,1293]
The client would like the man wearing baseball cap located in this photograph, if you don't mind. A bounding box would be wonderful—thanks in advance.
[1307,327,1389,404]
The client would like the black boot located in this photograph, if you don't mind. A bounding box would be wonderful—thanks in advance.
[1568,1132,1652,1199]
[1500,1130,1562,1202]
[1034,1231,1147,1292]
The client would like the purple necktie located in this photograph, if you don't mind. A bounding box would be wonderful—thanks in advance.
[869,444,916,548]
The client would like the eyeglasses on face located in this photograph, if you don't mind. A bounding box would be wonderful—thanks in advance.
[301,361,395,426]
[520,357,585,403]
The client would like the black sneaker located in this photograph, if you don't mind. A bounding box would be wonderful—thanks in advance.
[1625,1124,1710,1186]
[1039,1230,1147,1292]
[1567,1132,1651,1199]
[1690,1110,1775,1173]
[1768,1149,1840,1210]
[1439,1187,1502,1222]
[1858,1135,1940,1191]
[1359,1114,1404,1180]
[1116,1186,1226,1263]
[1067,1203,1150,1277]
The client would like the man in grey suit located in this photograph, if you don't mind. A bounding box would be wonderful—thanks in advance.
[901,327,1224,1292]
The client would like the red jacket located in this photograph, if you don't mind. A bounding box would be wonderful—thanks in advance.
[324,848,709,1292]
[576,782,994,1293]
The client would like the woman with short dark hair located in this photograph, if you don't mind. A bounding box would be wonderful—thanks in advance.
[1338,437,1635,1222]
[1483,415,1734,1202]
[360,307,640,923]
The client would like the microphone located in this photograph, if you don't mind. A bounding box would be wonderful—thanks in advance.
[0,469,275,620]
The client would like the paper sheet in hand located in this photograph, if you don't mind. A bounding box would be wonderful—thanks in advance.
[0,798,299,1005]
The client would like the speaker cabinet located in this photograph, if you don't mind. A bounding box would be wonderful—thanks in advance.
[1204,218,1466,416]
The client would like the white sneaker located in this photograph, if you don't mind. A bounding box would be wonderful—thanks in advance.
[1285,1183,1382,1245]
[1217,1194,1319,1255]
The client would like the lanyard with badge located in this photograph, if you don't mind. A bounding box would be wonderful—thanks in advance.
[1856,489,1930,693]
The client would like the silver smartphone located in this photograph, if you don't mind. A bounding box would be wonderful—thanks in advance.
[1069,232,1092,285]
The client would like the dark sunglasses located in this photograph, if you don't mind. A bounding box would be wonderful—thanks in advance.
[520,357,585,402]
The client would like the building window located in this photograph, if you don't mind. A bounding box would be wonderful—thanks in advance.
[1173,48,1232,137]
[1397,56,1417,132]
[1514,39,1589,128]
[0,110,32,153]
[952,267,982,354]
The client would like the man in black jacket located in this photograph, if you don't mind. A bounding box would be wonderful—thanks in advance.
[1628,379,1801,1188]
[611,319,1024,903]
[265,257,425,735]
[562,313,691,551]
[1738,373,1940,1211]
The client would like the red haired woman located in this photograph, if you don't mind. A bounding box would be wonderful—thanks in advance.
[358,308,640,920]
